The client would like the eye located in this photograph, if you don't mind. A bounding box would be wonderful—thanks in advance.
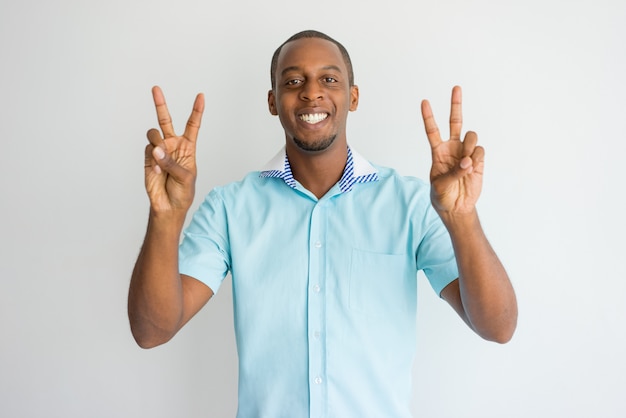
[286,79,302,86]
[323,77,338,83]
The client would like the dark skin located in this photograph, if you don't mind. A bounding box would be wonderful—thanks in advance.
[128,37,517,349]
[267,37,359,198]
[128,87,212,348]
[421,87,517,341]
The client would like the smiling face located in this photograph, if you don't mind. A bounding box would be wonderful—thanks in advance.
[268,37,359,153]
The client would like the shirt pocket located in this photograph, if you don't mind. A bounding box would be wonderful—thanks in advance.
[348,249,412,317]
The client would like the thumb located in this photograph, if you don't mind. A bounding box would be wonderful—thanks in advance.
[152,146,193,184]
[459,156,474,172]
[439,156,473,184]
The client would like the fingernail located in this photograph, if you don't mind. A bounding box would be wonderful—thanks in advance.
[460,158,472,169]
[154,147,165,160]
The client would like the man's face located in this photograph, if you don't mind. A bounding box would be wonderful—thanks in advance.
[268,37,359,153]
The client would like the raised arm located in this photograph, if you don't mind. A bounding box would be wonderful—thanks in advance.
[128,86,213,349]
[421,86,517,343]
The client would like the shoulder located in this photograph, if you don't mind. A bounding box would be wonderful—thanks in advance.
[200,170,286,208]
[370,164,430,198]
[213,171,263,192]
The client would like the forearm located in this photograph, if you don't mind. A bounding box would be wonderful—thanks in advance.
[441,210,518,343]
[128,211,187,348]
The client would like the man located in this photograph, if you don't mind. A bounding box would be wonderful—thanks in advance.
[128,30,517,417]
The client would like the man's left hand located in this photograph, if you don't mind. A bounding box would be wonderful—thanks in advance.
[421,86,484,216]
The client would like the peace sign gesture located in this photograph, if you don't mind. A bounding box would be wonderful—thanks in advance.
[421,86,484,216]
[144,86,205,216]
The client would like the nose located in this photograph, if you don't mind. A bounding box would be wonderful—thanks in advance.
[299,81,323,102]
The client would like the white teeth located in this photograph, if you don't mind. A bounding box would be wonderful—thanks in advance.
[299,113,328,124]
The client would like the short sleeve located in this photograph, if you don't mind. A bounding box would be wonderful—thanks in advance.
[416,205,459,296]
[178,189,231,294]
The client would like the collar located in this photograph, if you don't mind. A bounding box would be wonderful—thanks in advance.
[260,146,379,193]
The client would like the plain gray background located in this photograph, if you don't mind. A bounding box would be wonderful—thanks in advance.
[1,0,625,417]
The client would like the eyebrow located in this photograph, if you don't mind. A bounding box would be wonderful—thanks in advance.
[280,65,344,77]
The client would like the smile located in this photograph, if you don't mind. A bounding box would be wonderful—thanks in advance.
[299,113,328,124]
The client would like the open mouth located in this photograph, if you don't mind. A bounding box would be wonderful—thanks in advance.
[299,113,329,124]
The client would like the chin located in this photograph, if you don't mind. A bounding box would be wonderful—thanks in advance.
[292,135,337,152]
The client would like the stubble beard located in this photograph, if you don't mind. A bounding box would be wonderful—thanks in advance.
[292,134,337,152]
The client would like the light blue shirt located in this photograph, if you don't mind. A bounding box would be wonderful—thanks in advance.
[179,147,459,418]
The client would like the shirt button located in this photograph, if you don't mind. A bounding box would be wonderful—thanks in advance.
[312,284,321,293]
[314,376,323,385]
[314,331,320,340]
[314,241,322,248]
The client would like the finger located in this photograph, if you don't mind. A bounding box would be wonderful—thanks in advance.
[449,85,463,141]
[471,146,485,171]
[145,143,162,175]
[146,128,164,147]
[462,130,478,158]
[421,99,442,148]
[460,146,485,174]
[147,128,172,167]
[457,131,478,171]
[182,93,205,143]
[152,146,193,183]
[471,145,485,171]
[443,156,474,181]
[152,86,176,138]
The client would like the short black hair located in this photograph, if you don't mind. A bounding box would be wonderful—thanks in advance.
[270,30,354,90]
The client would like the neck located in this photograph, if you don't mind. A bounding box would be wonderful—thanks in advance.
[286,140,348,199]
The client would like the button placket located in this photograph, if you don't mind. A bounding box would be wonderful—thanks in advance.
[307,202,327,417]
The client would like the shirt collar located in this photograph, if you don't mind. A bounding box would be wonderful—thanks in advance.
[260,146,379,193]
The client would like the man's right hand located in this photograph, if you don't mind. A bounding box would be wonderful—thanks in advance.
[145,86,205,216]
[129,86,211,349]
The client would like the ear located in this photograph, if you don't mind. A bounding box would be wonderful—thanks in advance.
[268,89,278,115]
[349,85,359,112]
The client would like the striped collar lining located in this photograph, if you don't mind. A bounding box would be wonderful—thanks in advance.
[260,146,379,193]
